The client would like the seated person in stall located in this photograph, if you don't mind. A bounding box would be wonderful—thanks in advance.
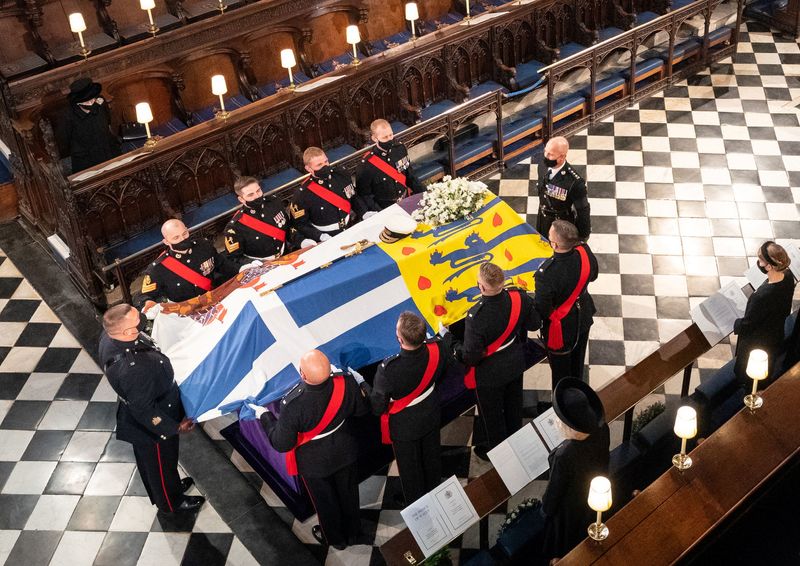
[291,147,365,246]
[356,119,425,214]
[66,78,121,173]
[138,219,240,315]
[224,176,293,268]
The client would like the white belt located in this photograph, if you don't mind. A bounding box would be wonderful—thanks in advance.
[312,214,350,233]
[310,419,345,441]
[495,336,516,353]
[407,384,435,407]
[245,242,285,262]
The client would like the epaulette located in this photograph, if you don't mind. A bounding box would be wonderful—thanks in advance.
[152,250,168,265]
[281,382,305,406]
[380,353,401,369]
[467,299,485,318]
[537,257,555,273]
[565,164,581,180]
[231,209,244,221]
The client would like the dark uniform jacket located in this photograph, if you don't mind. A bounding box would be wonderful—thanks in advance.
[536,161,591,239]
[368,336,452,442]
[290,167,363,242]
[139,238,239,306]
[456,288,541,387]
[99,332,184,446]
[355,142,425,211]
[259,372,369,478]
[67,99,121,173]
[542,424,610,559]
[224,195,291,264]
[534,244,598,353]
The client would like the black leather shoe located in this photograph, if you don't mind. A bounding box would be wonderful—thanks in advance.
[474,444,491,462]
[311,525,326,545]
[180,477,194,493]
[174,495,205,513]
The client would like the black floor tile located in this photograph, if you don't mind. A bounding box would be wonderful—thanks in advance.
[0,494,40,529]
[0,461,15,492]
[67,495,121,530]
[44,461,96,495]
[93,532,148,566]
[101,436,136,462]
[617,199,646,216]
[180,533,235,566]
[33,348,81,373]
[656,296,690,319]
[125,468,149,496]
[592,295,622,317]
[0,346,9,366]
[152,508,199,532]
[4,530,62,566]
[0,299,40,322]
[619,235,648,254]
[0,400,50,430]
[588,340,626,366]
[77,401,117,431]
[591,216,617,234]
[622,318,659,343]
[13,323,60,347]
[0,373,29,399]
[20,430,73,461]
[621,275,654,296]
[56,373,103,401]
[772,221,800,239]
[0,277,22,299]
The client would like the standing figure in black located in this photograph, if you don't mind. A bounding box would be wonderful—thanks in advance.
[733,241,794,385]
[251,350,369,550]
[366,312,450,504]
[291,147,363,245]
[453,262,541,460]
[536,136,590,241]
[356,119,425,214]
[98,304,204,514]
[138,218,239,314]
[66,78,121,173]
[535,220,598,390]
[224,176,291,268]
[541,378,610,561]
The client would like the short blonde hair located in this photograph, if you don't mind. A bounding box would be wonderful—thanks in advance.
[370,119,391,136]
[233,176,260,196]
[478,262,505,289]
[103,304,134,332]
[303,147,326,166]
[551,220,580,249]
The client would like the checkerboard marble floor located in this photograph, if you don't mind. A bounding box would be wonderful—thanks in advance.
[0,253,259,566]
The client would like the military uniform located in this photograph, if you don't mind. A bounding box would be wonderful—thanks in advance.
[456,289,541,448]
[259,372,369,547]
[536,161,591,240]
[290,167,363,242]
[355,142,425,211]
[224,195,291,265]
[138,237,239,306]
[534,244,598,389]
[367,336,451,503]
[98,331,186,512]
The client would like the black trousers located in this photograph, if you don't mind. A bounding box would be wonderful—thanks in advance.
[475,374,523,449]
[393,427,442,503]
[132,436,184,513]
[302,463,361,546]
[547,329,590,390]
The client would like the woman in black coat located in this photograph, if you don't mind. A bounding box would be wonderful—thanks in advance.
[733,241,795,385]
[66,78,121,173]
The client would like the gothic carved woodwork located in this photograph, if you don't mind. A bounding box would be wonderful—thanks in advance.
[162,145,234,212]
[93,0,122,43]
[298,28,316,77]
[400,56,447,118]
[165,0,188,24]
[234,121,292,178]
[170,72,192,127]
[22,0,54,65]
[237,51,260,102]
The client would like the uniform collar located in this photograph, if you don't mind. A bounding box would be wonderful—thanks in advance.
[400,344,426,357]
[548,162,566,177]
[482,289,507,302]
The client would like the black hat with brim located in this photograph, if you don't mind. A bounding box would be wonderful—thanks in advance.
[69,78,102,104]
[553,378,605,434]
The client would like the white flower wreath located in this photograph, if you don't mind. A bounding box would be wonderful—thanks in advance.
[412,176,489,227]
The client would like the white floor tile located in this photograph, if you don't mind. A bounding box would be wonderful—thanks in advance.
[25,494,81,530]
[48,531,105,566]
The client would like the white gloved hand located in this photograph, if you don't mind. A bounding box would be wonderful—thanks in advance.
[362,211,378,220]
[247,403,268,419]
[319,233,332,242]
[438,321,449,336]
[144,303,163,320]
[300,239,316,249]
[348,366,365,385]
[238,260,262,273]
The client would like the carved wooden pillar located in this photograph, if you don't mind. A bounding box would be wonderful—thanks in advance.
[165,0,188,24]
[169,72,193,126]
[236,51,260,101]
[297,28,316,78]
[357,8,372,57]
[93,0,122,43]
[23,0,55,65]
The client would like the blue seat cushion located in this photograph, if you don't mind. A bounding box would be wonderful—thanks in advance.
[0,153,12,183]
[553,94,586,117]
[559,42,585,59]
[636,11,660,24]
[694,359,737,407]
[390,121,409,134]
[582,75,626,97]
[105,227,163,262]
[660,38,701,60]
[502,112,543,142]
[429,12,463,28]
[372,31,413,52]
[671,0,693,8]
[259,168,303,193]
[182,192,239,227]
[469,81,506,98]
[622,57,665,79]
[316,52,357,74]
[449,134,494,165]
[326,144,357,163]
[257,72,311,98]
[415,159,445,183]
[599,27,624,42]
[707,26,732,45]
[420,100,457,120]
[514,59,545,89]
[152,117,188,137]
[193,93,252,123]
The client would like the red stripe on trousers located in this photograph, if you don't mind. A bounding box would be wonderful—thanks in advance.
[156,443,174,512]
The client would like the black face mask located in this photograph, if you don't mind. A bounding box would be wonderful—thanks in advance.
[77,102,100,115]
[138,311,148,331]
[757,262,768,274]
[379,139,395,150]
[543,157,558,168]
[314,165,332,178]
[171,239,192,252]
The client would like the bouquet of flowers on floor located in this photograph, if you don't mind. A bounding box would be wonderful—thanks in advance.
[413,175,488,226]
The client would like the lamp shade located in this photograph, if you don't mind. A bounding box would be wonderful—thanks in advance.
[405,2,419,20]
[673,406,697,439]
[140,0,156,10]
[587,476,612,512]
[69,13,87,33]
[280,49,296,69]
[211,75,227,96]
[746,349,769,380]
[135,102,153,124]
[346,25,361,45]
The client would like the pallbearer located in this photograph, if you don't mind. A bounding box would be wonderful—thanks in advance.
[535,136,591,241]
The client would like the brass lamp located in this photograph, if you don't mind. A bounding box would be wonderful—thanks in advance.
[346,25,361,66]
[587,476,612,542]
[405,3,418,42]
[211,75,229,120]
[135,102,158,149]
[465,0,471,22]
[744,349,768,411]
[69,13,91,59]
[672,405,697,471]
[280,49,297,90]
[140,0,159,37]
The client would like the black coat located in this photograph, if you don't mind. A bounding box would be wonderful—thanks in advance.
[259,372,369,478]
[542,424,610,559]
[98,332,184,445]
[290,167,364,241]
[534,244,598,353]
[67,100,121,173]
[355,142,425,211]
[456,288,541,387]
[138,238,239,306]
[224,195,291,263]
[367,336,452,442]
[536,160,590,239]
